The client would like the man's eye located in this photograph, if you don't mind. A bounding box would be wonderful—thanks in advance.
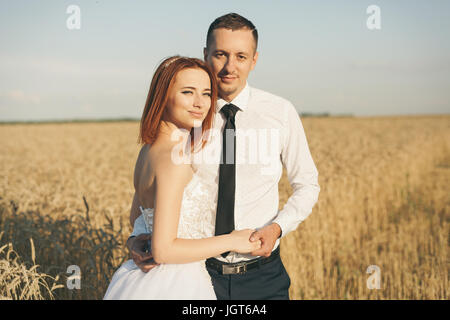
[215,53,224,57]
[238,55,246,60]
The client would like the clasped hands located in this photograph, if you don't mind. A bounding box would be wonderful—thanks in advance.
[127,223,281,273]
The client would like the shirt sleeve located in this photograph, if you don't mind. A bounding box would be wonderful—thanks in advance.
[130,213,150,238]
[272,101,320,238]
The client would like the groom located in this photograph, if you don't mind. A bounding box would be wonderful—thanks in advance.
[127,13,320,300]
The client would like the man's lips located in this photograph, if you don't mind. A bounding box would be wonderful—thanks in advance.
[220,75,237,83]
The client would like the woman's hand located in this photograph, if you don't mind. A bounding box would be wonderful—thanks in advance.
[230,229,262,254]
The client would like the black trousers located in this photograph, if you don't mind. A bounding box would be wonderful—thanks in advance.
[206,247,291,300]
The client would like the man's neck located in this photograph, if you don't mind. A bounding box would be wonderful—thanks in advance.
[219,84,246,102]
[219,93,238,103]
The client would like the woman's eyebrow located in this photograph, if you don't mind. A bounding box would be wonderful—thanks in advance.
[181,86,211,91]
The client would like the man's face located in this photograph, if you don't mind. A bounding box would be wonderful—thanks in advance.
[204,28,258,102]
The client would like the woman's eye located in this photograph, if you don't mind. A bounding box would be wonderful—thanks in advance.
[182,91,193,95]
[203,93,211,97]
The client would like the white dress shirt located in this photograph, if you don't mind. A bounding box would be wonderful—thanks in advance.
[132,82,320,263]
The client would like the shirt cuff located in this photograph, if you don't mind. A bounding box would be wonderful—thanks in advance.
[130,214,149,238]
[272,213,300,240]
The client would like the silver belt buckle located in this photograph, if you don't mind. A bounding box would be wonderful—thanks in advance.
[222,262,247,275]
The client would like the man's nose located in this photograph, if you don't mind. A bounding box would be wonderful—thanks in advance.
[223,56,237,73]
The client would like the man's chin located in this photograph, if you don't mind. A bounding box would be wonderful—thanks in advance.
[218,83,240,99]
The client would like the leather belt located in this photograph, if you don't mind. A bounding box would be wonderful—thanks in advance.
[206,246,280,275]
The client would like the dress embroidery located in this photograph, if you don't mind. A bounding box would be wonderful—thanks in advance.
[139,171,217,239]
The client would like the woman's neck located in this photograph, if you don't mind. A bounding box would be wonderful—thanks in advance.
[157,120,192,146]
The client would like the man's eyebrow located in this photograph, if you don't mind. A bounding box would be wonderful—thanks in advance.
[214,49,249,55]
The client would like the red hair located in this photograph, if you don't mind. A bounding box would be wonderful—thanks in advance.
[139,56,217,150]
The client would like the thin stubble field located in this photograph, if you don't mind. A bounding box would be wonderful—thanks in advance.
[0,115,448,299]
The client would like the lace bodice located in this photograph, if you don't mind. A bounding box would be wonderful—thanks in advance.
[134,170,217,239]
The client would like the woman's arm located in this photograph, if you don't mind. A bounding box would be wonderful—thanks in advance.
[151,156,259,264]
[130,144,153,228]
[130,192,141,228]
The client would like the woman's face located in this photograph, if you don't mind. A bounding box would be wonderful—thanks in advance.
[164,68,212,130]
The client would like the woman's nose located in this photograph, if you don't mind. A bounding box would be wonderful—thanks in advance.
[194,92,207,108]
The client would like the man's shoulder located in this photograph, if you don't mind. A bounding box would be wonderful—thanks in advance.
[249,86,294,108]
[248,86,298,118]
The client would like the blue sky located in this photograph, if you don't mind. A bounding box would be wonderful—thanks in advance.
[0,0,449,121]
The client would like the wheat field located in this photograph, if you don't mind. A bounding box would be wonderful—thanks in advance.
[0,115,448,300]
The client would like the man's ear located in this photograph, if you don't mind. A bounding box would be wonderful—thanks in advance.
[203,47,208,62]
[251,51,259,71]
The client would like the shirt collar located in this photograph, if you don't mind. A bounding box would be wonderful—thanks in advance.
[216,81,250,113]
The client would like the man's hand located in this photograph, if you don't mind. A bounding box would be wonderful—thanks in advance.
[127,233,159,273]
[249,223,281,257]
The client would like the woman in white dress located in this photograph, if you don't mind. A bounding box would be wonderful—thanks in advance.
[103,56,261,300]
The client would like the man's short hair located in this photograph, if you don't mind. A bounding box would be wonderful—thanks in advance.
[206,13,258,51]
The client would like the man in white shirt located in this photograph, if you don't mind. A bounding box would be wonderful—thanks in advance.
[127,13,320,300]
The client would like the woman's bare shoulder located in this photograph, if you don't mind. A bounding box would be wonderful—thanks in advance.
[150,144,193,187]
[134,142,192,191]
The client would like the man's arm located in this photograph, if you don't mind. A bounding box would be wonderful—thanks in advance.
[272,101,320,238]
[127,193,158,272]
[130,211,149,238]
[249,101,320,256]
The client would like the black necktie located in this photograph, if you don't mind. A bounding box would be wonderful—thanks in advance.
[215,103,240,258]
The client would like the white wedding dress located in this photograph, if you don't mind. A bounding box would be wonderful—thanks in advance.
[103,169,218,300]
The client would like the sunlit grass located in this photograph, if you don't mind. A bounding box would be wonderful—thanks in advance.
[0,115,448,299]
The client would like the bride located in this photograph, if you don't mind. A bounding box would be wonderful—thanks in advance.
[103,56,261,300]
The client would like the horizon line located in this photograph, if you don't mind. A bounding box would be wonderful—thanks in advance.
[1,113,449,125]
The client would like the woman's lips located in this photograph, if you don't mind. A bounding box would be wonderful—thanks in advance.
[189,111,203,119]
